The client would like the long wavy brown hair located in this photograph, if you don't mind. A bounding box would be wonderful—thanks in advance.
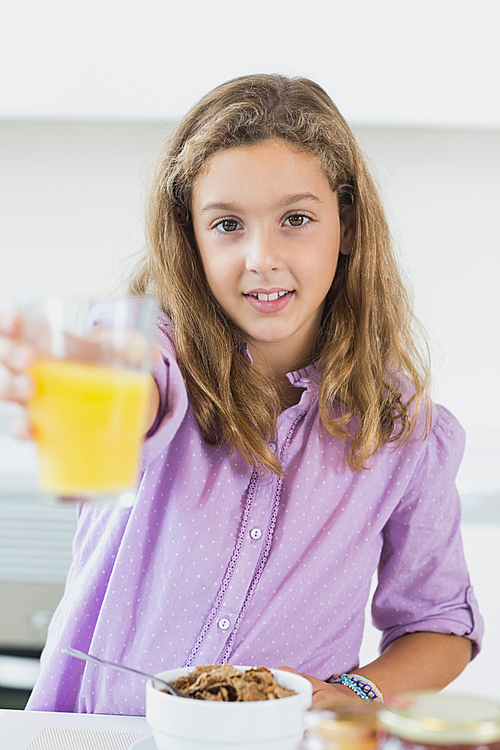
[129,73,430,475]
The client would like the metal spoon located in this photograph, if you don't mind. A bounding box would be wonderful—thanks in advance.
[62,646,186,697]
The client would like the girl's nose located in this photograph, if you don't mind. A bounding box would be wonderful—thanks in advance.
[245,233,282,275]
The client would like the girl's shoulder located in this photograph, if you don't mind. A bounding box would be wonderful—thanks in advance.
[379,369,466,471]
[426,401,466,466]
[387,368,463,440]
[429,401,465,439]
[391,400,466,489]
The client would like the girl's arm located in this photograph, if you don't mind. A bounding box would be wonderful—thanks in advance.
[355,631,472,699]
[283,631,472,705]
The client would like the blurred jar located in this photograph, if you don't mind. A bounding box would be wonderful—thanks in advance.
[301,703,379,750]
[377,692,500,750]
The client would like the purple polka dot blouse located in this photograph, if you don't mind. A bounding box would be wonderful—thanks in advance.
[26,323,483,714]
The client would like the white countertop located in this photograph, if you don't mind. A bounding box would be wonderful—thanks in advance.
[0,709,151,750]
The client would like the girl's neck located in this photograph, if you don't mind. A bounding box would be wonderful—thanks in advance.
[246,341,313,411]
[276,380,304,411]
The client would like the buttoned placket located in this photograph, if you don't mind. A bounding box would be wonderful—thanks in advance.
[183,373,317,667]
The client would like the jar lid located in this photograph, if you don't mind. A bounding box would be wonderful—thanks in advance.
[378,692,500,745]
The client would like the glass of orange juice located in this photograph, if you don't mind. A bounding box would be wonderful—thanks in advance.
[21,297,158,507]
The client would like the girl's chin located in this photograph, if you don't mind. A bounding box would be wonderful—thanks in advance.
[243,329,296,347]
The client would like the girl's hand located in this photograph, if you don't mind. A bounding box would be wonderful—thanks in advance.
[0,311,36,439]
[278,666,364,706]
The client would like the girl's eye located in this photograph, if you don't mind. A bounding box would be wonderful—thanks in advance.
[284,214,310,228]
[215,219,241,233]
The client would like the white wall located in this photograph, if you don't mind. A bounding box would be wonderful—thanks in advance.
[354,127,500,496]
[0,121,164,300]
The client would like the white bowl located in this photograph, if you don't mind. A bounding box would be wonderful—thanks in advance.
[146,665,313,750]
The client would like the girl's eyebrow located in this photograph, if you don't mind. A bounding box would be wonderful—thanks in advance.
[275,192,322,208]
[201,201,241,214]
[200,193,322,215]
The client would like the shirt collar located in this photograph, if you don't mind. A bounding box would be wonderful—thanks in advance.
[286,362,319,388]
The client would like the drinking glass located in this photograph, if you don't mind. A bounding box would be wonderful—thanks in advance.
[21,297,158,506]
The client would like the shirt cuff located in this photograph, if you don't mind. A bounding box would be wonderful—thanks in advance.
[380,585,483,660]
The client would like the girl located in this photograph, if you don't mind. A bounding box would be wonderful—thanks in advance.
[0,74,482,713]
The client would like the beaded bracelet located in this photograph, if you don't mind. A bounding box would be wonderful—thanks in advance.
[327,673,384,703]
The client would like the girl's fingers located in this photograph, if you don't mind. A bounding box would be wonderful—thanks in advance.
[276,665,360,705]
[0,336,36,374]
[1,313,153,371]
[12,414,34,441]
[0,310,23,337]
[0,370,34,404]
[0,313,38,374]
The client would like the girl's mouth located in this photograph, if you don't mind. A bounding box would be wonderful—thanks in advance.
[244,290,294,312]
[247,290,289,302]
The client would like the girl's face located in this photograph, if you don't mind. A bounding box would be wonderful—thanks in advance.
[191,139,352,373]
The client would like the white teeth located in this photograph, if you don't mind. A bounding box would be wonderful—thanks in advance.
[255,291,288,301]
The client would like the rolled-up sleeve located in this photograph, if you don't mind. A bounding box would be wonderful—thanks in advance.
[373,405,484,659]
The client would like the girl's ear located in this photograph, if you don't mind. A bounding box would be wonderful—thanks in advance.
[339,204,355,256]
[175,204,191,226]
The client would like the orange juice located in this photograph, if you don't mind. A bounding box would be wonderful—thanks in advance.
[28,358,151,496]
